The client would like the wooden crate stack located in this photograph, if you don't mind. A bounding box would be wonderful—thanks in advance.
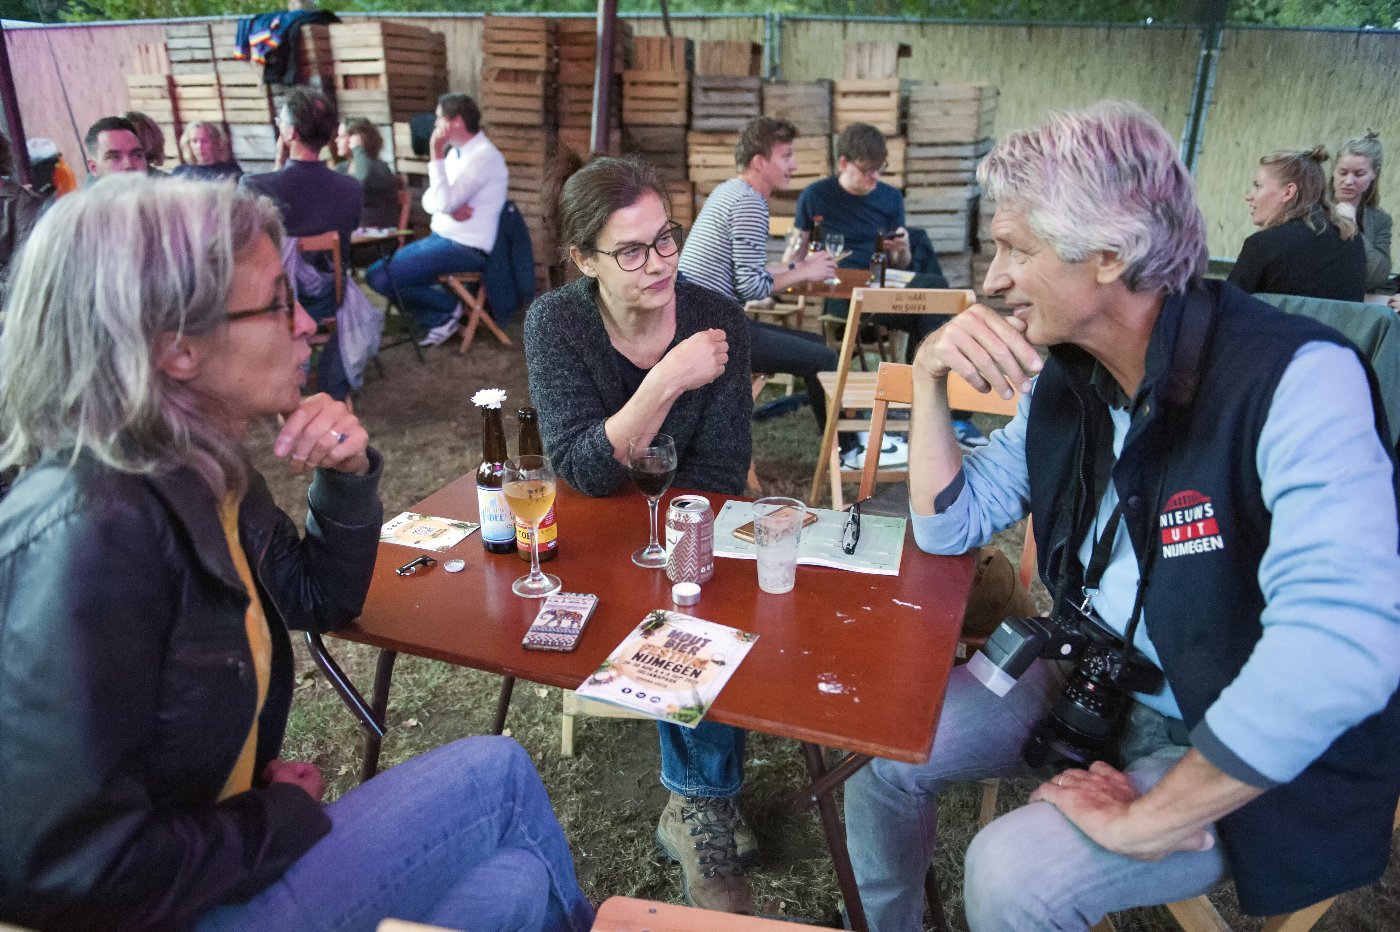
[762,79,832,216]
[685,40,761,210]
[904,84,998,289]
[479,16,559,293]
[160,24,279,174]
[685,131,738,201]
[554,17,626,157]
[330,20,447,170]
[622,36,691,196]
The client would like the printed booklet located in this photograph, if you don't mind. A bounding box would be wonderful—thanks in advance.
[711,500,906,576]
[574,610,758,728]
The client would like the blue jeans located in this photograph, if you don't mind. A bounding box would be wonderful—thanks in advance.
[748,319,838,431]
[302,284,350,401]
[843,661,1227,931]
[367,232,489,330]
[196,736,594,932]
[658,721,745,798]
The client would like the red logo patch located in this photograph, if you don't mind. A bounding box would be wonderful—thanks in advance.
[1159,490,1226,558]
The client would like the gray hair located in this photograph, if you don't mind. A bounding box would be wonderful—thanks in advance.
[977,100,1208,295]
[0,176,284,497]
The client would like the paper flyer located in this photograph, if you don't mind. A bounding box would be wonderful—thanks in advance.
[379,511,480,552]
[575,610,758,728]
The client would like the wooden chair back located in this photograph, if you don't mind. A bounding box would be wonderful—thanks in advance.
[295,231,343,307]
[395,188,412,247]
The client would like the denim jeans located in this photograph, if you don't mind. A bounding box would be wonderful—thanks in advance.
[658,721,745,798]
[366,232,489,330]
[196,736,594,932]
[301,284,350,401]
[748,319,838,431]
[843,661,1227,932]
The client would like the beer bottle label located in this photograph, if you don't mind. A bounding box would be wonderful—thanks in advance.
[516,507,558,549]
[477,486,516,544]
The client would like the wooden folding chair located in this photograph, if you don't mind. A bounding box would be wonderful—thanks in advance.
[293,232,348,406]
[809,287,975,509]
[591,896,813,930]
[440,271,512,354]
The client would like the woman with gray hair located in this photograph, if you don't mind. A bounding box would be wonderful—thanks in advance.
[0,177,592,932]
[1331,132,1391,289]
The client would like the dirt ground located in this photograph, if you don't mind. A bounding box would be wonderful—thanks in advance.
[250,314,1400,930]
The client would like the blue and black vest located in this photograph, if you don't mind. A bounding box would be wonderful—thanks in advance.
[1025,280,1400,915]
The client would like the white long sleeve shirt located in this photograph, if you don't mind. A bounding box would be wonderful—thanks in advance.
[422,132,509,253]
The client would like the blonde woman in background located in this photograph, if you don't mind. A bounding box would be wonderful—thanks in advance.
[173,120,244,182]
[1229,146,1366,302]
[1332,132,1392,290]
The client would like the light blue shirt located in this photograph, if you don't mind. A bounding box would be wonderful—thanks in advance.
[913,341,1400,786]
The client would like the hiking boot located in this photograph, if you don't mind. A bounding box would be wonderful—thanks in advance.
[656,793,754,913]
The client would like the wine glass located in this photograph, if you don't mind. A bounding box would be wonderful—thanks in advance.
[822,233,846,285]
[503,454,561,598]
[628,433,677,568]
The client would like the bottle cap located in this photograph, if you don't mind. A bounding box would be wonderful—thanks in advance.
[671,581,701,606]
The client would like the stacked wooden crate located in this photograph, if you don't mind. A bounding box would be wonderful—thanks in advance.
[331,20,447,170]
[685,131,737,201]
[622,36,691,188]
[686,40,761,209]
[761,79,832,215]
[554,17,626,157]
[904,84,998,289]
[479,16,558,292]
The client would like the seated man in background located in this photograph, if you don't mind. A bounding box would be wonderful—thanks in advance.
[791,122,986,457]
[0,130,42,283]
[845,100,1400,931]
[83,115,148,179]
[242,87,362,401]
[677,116,838,436]
[367,92,508,347]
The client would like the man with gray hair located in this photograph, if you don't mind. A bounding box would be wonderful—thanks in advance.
[844,101,1400,930]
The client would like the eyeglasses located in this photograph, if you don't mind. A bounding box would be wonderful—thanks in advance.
[226,281,295,333]
[841,502,861,554]
[851,160,888,179]
[591,223,684,272]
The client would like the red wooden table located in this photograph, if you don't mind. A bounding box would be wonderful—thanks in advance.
[317,479,973,928]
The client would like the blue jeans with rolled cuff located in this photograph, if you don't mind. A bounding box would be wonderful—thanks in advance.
[658,721,746,799]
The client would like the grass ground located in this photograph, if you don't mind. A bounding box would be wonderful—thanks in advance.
[251,315,1399,930]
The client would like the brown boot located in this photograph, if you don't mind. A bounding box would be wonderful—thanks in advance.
[655,792,754,913]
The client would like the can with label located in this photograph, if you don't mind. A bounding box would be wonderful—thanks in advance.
[665,494,714,584]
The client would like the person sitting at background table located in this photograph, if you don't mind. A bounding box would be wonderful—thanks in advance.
[524,155,757,914]
[173,120,244,182]
[336,116,401,231]
[0,177,593,932]
[1228,146,1365,301]
[1331,131,1392,290]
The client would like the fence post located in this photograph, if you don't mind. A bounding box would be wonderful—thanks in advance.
[765,12,782,81]
[1180,3,1226,174]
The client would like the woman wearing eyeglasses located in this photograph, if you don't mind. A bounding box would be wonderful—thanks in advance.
[524,156,756,914]
[0,177,591,932]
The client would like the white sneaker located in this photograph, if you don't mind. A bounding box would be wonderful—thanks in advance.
[418,306,464,347]
[841,435,909,470]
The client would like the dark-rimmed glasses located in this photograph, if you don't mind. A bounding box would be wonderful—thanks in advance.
[226,280,295,333]
[851,160,889,179]
[591,223,684,272]
[842,499,863,555]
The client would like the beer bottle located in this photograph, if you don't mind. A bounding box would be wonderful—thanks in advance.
[810,215,825,251]
[869,232,888,287]
[515,406,558,562]
[475,392,516,554]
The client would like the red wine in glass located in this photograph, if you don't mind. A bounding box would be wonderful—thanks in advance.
[630,454,676,497]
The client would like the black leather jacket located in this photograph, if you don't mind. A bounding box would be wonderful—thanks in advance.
[0,450,383,930]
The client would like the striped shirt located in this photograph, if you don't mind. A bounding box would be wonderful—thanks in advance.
[677,177,773,303]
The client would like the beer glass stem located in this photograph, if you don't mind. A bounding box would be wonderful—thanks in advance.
[528,522,543,582]
[647,496,661,551]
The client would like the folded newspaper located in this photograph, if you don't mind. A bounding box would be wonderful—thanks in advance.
[574,610,758,728]
[712,500,906,576]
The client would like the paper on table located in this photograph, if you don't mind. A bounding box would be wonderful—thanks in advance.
[380,511,480,552]
[712,500,905,576]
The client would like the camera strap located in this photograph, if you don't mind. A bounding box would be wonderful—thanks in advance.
[1079,501,1124,613]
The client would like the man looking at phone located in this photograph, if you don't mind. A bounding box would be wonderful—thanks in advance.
[843,101,1400,930]
[791,123,985,457]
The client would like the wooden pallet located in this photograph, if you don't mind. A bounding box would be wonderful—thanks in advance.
[165,23,213,62]
[842,41,910,80]
[690,76,760,133]
[788,134,831,188]
[907,84,998,145]
[481,67,554,126]
[229,122,278,161]
[667,180,695,228]
[490,125,557,167]
[833,78,901,135]
[622,124,688,180]
[632,36,692,74]
[761,80,832,137]
[696,40,761,78]
[172,72,225,122]
[904,186,978,254]
[482,15,555,71]
[686,130,739,195]
[622,71,688,127]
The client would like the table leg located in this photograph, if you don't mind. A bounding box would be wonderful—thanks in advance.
[359,648,399,784]
[799,743,871,932]
[492,675,515,735]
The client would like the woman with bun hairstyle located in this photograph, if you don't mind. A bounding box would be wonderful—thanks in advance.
[1331,132,1391,290]
[1229,146,1366,301]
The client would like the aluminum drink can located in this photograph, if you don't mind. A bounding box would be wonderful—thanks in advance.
[665,494,714,584]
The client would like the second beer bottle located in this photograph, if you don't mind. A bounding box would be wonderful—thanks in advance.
[515,406,558,562]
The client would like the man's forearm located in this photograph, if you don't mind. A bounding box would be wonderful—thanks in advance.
[908,371,965,516]
[1116,749,1264,855]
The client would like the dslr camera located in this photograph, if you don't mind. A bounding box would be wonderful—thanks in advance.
[967,600,1164,769]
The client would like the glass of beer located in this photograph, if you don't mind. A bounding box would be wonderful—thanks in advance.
[822,233,847,285]
[628,433,677,568]
[503,454,561,598]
